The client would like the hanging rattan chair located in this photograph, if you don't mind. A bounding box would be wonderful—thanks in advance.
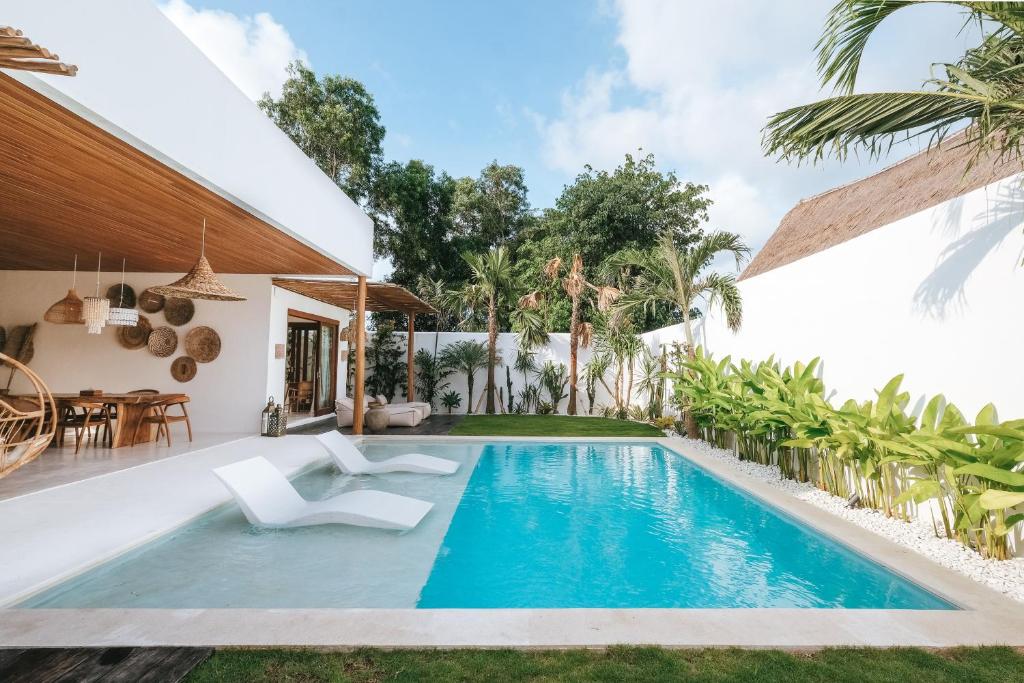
[0,352,56,479]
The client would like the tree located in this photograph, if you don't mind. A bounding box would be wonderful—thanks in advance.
[373,161,467,301]
[521,254,619,415]
[258,61,384,202]
[514,153,711,331]
[453,162,531,248]
[609,231,750,436]
[763,1,1024,168]
[439,340,490,414]
[459,246,515,414]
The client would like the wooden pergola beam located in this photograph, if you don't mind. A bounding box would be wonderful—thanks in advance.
[407,314,415,403]
[0,58,77,76]
[0,26,76,77]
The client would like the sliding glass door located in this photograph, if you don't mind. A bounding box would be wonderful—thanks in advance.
[313,320,338,416]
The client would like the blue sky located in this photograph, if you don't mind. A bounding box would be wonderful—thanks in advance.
[159,0,981,262]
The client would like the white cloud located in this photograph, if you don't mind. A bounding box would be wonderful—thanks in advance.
[159,0,307,100]
[537,0,978,251]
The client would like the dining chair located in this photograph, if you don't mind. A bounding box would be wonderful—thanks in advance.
[58,399,112,454]
[131,395,192,447]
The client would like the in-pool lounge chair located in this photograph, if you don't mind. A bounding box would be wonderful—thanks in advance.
[212,456,433,530]
[316,430,460,476]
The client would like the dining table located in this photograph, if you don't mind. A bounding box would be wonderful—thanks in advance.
[27,393,189,448]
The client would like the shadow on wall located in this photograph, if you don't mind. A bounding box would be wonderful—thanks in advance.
[914,184,1023,319]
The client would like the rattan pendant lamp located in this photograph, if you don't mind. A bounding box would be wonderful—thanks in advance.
[107,258,139,326]
[82,253,110,334]
[43,255,85,325]
[149,219,246,302]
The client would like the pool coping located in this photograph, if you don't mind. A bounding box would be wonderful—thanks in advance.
[1,435,1022,649]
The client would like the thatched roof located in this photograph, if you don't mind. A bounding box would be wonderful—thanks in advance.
[740,136,1023,281]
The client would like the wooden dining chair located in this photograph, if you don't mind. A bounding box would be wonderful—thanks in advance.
[131,395,192,447]
[58,400,113,454]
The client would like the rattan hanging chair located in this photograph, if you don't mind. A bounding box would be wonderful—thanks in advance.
[0,352,56,479]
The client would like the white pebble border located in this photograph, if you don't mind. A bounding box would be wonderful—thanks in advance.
[664,431,1024,604]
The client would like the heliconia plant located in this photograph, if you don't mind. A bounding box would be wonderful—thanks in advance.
[670,347,1024,561]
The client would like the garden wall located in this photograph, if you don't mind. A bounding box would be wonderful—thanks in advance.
[694,170,1024,423]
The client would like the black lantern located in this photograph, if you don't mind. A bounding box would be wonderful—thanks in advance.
[260,396,275,436]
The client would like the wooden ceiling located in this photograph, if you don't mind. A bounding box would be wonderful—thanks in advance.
[273,279,436,314]
[0,72,353,275]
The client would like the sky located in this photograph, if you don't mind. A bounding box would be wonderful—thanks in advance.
[158,0,982,275]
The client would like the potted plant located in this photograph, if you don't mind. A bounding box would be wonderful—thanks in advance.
[440,391,462,415]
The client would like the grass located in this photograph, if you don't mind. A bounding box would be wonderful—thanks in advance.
[448,414,663,437]
[187,646,1024,682]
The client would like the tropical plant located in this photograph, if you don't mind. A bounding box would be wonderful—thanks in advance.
[582,354,610,416]
[440,390,462,414]
[459,245,515,414]
[438,340,490,414]
[505,367,515,413]
[538,361,569,414]
[413,348,452,410]
[517,384,541,415]
[609,230,749,437]
[672,346,1024,561]
[762,1,1024,170]
[522,255,619,416]
[365,322,405,401]
[635,347,664,419]
[536,400,554,415]
[591,313,643,416]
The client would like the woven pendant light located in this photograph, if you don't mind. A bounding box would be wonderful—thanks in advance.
[149,219,246,302]
[106,258,139,327]
[43,255,85,325]
[82,253,110,335]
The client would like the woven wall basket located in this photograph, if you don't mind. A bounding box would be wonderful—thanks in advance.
[147,326,178,357]
[164,297,195,326]
[170,355,197,382]
[138,289,165,313]
[185,326,221,363]
[106,283,136,309]
[117,315,152,350]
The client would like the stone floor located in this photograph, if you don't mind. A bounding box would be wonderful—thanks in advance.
[290,414,464,437]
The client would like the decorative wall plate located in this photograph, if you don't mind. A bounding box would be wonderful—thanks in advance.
[185,326,221,363]
[164,297,195,326]
[170,355,197,382]
[147,326,178,357]
[138,289,165,313]
[106,283,136,308]
[117,315,152,349]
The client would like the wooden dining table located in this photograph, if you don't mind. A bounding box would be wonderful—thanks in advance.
[25,393,189,449]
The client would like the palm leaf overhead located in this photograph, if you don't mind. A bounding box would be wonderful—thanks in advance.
[765,0,1024,165]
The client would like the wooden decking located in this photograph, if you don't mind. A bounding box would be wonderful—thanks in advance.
[0,647,211,682]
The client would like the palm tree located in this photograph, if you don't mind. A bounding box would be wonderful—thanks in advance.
[609,230,749,436]
[521,254,619,416]
[763,1,1024,167]
[416,275,451,361]
[438,340,490,414]
[460,245,515,414]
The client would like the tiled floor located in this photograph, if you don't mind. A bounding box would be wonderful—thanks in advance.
[0,433,247,502]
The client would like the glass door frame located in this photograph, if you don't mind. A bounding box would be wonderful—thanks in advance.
[286,309,339,417]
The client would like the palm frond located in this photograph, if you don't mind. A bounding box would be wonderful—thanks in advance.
[763,88,1024,163]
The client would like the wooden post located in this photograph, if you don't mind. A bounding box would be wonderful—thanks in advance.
[352,276,367,435]
[407,313,416,403]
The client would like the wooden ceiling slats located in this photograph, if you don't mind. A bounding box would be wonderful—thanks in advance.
[0,73,356,275]
[272,279,436,315]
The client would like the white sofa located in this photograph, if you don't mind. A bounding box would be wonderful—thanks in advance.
[374,395,432,422]
[335,396,422,428]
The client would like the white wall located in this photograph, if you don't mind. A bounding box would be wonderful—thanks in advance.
[696,172,1024,421]
[393,331,656,415]
[0,0,373,275]
[266,286,350,413]
[0,271,327,435]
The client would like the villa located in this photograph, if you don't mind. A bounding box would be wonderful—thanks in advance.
[1,1,1023,680]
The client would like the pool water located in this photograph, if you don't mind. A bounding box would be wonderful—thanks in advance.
[22,440,952,610]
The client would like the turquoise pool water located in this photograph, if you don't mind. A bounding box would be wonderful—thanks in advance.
[22,440,952,609]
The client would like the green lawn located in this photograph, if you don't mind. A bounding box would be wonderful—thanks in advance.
[187,646,1024,682]
[448,414,663,437]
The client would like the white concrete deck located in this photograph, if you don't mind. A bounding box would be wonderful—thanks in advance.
[0,433,246,501]
[1,435,1022,648]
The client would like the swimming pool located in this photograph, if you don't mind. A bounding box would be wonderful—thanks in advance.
[22,440,952,609]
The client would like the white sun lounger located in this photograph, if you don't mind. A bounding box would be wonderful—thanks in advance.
[315,430,460,476]
[212,456,433,530]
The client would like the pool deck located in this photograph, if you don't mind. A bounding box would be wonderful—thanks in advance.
[1,434,1022,649]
